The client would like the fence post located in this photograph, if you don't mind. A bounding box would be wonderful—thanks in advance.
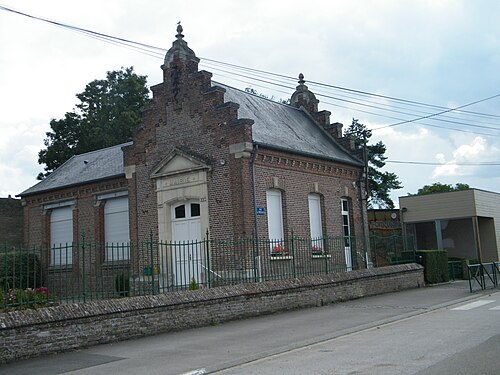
[205,229,211,289]
[291,230,296,279]
[468,264,473,293]
[81,231,86,304]
[149,229,155,295]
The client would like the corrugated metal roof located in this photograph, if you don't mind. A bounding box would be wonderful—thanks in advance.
[217,83,362,166]
[19,142,131,196]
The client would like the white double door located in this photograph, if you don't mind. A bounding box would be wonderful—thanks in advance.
[171,200,202,286]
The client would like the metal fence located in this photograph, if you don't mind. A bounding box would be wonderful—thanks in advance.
[1,233,415,308]
[467,262,500,292]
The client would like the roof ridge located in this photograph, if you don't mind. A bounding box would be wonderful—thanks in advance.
[71,141,133,159]
[212,81,294,109]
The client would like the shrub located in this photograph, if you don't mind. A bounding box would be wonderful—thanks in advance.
[188,276,199,290]
[115,273,130,297]
[0,286,49,309]
[0,251,43,290]
[416,250,449,284]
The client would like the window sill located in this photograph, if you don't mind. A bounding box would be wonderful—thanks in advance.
[102,260,130,269]
[312,254,331,259]
[270,255,293,260]
[48,264,73,272]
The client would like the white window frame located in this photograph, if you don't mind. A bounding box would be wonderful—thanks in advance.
[266,189,285,256]
[341,198,353,271]
[308,194,323,253]
[50,205,74,266]
[103,196,130,261]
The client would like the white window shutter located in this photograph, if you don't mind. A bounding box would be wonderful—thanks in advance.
[50,206,73,265]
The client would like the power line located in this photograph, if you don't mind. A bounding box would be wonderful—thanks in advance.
[376,93,500,130]
[2,3,500,136]
[386,160,500,166]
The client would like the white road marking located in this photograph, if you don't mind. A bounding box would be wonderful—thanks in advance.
[451,300,496,310]
[178,369,207,375]
[489,305,500,310]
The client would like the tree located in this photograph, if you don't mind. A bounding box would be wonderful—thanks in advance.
[411,182,470,196]
[344,119,402,209]
[38,67,150,178]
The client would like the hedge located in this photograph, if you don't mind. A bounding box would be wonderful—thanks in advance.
[0,251,43,290]
[416,250,449,284]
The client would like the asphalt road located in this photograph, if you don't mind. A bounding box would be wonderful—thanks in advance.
[1,280,499,375]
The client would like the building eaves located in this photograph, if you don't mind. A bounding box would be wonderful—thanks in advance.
[18,142,131,197]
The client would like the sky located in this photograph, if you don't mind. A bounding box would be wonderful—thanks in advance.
[1,0,500,207]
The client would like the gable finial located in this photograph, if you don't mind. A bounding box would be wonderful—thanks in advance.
[298,73,305,85]
[176,22,184,39]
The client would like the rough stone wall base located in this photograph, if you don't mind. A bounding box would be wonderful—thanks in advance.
[0,264,423,363]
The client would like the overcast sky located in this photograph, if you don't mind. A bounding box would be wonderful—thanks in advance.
[1,0,500,206]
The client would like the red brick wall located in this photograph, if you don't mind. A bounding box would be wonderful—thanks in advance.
[124,53,365,248]
[22,177,128,246]
[254,149,363,239]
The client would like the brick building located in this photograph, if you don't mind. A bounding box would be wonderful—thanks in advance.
[19,25,367,288]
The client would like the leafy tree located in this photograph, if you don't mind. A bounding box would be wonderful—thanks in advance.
[411,182,470,196]
[344,119,402,209]
[38,67,150,178]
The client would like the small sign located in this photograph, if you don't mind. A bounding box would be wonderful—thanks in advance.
[256,207,265,215]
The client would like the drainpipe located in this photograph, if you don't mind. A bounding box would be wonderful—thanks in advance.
[251,143,259,241]
[358,169,370,268]
[250,143,261,281]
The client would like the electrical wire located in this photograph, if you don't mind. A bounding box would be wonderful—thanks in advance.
[2,3,500,138]
[385,160,500,166]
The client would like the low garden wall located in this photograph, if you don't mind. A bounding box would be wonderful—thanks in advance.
[0,263,423,363]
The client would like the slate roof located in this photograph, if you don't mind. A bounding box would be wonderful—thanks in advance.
[19,83,362,197]
[19,142,131,197]
[216,83,362,166]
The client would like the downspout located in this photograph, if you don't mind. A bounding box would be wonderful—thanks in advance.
[251,143,261,281]
[251,144,259,240]
[358,168,370,268]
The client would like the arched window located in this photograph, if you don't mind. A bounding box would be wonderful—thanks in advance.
[308,194,323,249]
[266,189,284,253]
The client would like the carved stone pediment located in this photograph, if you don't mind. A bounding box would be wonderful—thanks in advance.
[151,149,211,179]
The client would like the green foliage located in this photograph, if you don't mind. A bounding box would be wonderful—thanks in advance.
[1,287,49,309]
[38,67,151,178]
[115,273,130,297]
[0,251,43,290]
[188,276,199,290]
[345,119,402,209]
[410,182,470,196]
[416,250,449,284]
[244,87,290,104]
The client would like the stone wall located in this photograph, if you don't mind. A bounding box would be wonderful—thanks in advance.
[0,264,423,363]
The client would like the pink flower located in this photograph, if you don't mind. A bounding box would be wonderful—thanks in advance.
[36,287,48,295]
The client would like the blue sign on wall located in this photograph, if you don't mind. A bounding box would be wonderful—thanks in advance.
[256,207,265,215]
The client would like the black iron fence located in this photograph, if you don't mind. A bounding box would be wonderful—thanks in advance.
[1,233,415,308]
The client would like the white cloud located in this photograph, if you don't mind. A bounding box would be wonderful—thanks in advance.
[1,0,500,202]
[0,119,48,196]
[453,137,486,161]
[431,136,495,179]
